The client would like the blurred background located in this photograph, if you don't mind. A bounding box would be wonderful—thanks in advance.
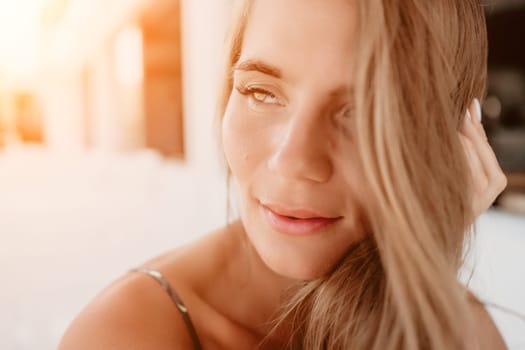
[0,0,523,349]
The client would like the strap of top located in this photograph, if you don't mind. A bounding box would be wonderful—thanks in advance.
[129,267,203,350]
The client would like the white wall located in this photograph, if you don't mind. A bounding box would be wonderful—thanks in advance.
[37,0,233,229]
[37,71,86,152]
[178,0,232,231]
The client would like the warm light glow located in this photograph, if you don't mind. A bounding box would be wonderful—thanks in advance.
[114,25,144,88]
[0,0,46,86]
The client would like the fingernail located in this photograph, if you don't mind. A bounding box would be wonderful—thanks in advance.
[466,109,471,120]
[473,98,482,122]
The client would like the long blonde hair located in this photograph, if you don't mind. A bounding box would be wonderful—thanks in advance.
[218,0,488,349]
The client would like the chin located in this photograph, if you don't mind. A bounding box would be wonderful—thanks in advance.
[241,213,360,281]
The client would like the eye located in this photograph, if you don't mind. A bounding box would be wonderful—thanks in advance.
[339,105,354,119]
[332,104,355,136]
[235,85,283,106]
[252,89,280,104]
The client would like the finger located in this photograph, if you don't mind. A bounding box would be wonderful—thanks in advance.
[459,109,471,136]
[471,128,503,182]
[468,99,487,141]
[459,139,501,217]
[461,109,480,139]
[461,100,508,216]
[471,99,507,192]
[459,134,490,217]
[459,133,488,190]
[461,107,502,181]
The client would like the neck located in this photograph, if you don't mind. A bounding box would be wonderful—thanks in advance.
[224,220,299,342]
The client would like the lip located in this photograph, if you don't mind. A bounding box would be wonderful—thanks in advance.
[260,201,339,219]
[260,202,342,236]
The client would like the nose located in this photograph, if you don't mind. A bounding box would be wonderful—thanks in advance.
[267,106,333,183]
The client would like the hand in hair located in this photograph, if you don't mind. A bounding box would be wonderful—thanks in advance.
[459,98,508,218]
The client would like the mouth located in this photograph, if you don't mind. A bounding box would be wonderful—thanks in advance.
[260,201,343,236]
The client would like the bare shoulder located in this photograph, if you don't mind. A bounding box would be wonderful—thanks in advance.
[468,291,508,350]
[58,224,237,350]
[57,270,196,350]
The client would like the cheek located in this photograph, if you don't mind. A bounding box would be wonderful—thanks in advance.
[341,159,370,211]
[222,97,265,183]
[330,146,369,224]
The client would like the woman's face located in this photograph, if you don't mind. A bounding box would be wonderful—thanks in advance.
[222,0,365,280]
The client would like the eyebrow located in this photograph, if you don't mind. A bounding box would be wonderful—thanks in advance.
[232,59,282,78]
[232,59,354,100]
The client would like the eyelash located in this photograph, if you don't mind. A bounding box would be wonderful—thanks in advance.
[235,83,354,121]
[339,106,354,119]
[235,85,281,106]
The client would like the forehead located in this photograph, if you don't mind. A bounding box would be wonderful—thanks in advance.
[239,0,357,86]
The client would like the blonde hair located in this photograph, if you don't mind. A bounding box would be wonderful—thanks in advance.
[218,0,488,349]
